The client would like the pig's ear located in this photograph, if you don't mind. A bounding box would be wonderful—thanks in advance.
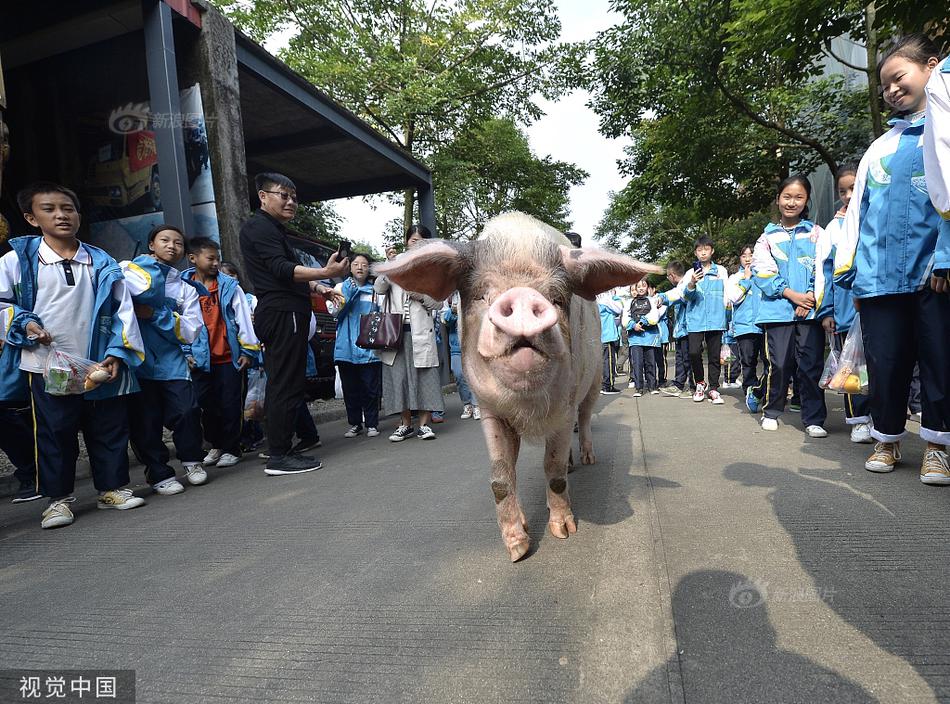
[561,246,665,301]
[374,240,472,301]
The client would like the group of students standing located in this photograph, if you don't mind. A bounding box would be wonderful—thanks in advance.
[599,33,950,484]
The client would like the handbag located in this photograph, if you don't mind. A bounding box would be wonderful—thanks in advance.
[356,293,404,350]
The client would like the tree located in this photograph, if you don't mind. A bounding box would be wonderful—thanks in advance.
[430,118,587,240]
[213,0,585,228]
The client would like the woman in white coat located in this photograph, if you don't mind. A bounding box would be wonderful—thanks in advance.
[374,224,445,441]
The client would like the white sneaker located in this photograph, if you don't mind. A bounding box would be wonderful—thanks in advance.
[850,423,873,444]
[389,425,414,442]
[215,453,240,468]
[460,404,473,420]
[366,427,380,437]
[805,425,828,438]
[473,407,481,420]
[416,425,437,440]
[692,382,708,403]
[203,449,222,466]
[344,425,363,438]
[633,390,642,397]
[153,477,185,495]
[650,389,660,395]
[708,389,724,405]
[184,463,208,485]
[628,381,636,389]
[41,497,76,529]
[97,488,146,510]
[761,417,779,431]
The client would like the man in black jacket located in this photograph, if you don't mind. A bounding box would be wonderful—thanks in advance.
[240,172,348,475]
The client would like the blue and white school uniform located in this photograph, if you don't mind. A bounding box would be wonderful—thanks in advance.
[673,263,728,390]
[0,305,37,496]
[726,267,764,395]
[834,112,949,445]
[122,255,205,484]
[658,293,691,391]
[627,296,667,392]
[925,56,950,274]
[598,292,622,390]
[0,237,144,499]
[333,277,383,430]
[753,220,831,427]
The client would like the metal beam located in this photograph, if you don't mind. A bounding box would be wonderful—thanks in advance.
[301,175,424,202]
[235,37,432,189]
[245,126,345,158]
[143,0,194,234]
[418,182,437,239]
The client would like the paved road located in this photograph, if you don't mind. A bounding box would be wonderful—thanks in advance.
[1,385,948,703]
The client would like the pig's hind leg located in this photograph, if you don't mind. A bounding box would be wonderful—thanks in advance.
[482,416,530,562]
[576,378,599,465]
[545,427,577,539]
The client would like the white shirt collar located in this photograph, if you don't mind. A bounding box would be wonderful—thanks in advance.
[38,239,92,266]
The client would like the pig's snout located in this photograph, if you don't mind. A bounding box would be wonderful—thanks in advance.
[488,287,559,339]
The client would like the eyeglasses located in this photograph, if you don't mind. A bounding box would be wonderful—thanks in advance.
[262,190,298,202]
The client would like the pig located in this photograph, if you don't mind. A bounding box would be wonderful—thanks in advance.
[375,212,663,561]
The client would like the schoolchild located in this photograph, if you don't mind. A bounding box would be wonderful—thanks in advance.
[182,237,260,468]
[0,183,146,528]
[121,225,206,495]
[726,245,766,411]
[657,262,693,397]
[626,280,668,396]
[753,176,831,437]
[835,35,950,480]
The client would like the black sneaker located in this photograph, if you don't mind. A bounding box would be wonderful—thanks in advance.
[264,455,323,476]
[291,437,321,454]
[12,486,43,504]
[600,386,621,395]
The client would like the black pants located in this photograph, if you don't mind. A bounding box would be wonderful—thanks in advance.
[29,374,130,499]
[629,345,658,390]
[255,308,311,457]
[294,401,319,442]
[655,345,668,385]
[833,331,871,424]
[672,336,692,390]
[0,403,36,492]
[761,321,826,426]
[602,341,618,390]
[860,291,950,444]
[338,361,382,428]
[193,363,245,456]
[129,379,204,484]
[688,331,723,389]
[737,333,764,396]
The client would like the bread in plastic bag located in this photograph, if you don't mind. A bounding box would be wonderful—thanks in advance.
[44,346,108,396]
[827,318,868,395]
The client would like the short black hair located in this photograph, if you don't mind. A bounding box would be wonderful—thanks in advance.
[666,261,685,276]
[147,223,185,244]
[564,231,582,248]
[219,261,241,278]
[17,182,81,214]
[739,243,755,257]
[694,235,714,250]
[187,236,220,255]
[405,223,432,243]
[350,252,373,265]
[255,172,296,193]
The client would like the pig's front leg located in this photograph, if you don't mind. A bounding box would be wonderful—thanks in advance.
[577,378,599,465]
[481,415,528,562]
[544,425,577,539]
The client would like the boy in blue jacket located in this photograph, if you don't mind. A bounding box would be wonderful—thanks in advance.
[183,238,260,467]
[0,182,146,528]
[121,225,206,495]
[657,262,693,397]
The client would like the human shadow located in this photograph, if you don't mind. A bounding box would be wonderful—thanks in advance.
[625,570,877,703]
[724,460,949,700]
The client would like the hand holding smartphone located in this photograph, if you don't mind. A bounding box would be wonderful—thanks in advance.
[336,239,352,263]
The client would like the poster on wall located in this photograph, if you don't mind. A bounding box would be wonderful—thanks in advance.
[86,83,218,260]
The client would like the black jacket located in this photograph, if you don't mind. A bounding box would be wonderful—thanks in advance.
[239,209,312,314]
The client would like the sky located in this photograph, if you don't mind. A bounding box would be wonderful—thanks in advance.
[267,0,628,253]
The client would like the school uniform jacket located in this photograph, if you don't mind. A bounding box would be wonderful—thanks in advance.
[0,306,29,403]
[0,236,144,399]
[834,114,943,297]
[181,269,261,372]
[121,255,202,382]
[753,221,829,324]
[924,56,950,271]
[662,264,729,333]
[725,267,763,337]
[596,292,622,344]
[816,212,858,333]
[627,296,668,348]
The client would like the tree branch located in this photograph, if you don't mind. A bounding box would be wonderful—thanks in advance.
[362,103,405,146]
[821,40,869,75]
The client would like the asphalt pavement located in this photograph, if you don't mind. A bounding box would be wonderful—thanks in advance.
[1,382,948,703]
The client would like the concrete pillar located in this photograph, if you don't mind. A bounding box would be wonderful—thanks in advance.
[143,0,195,235]
[188,0,250,270]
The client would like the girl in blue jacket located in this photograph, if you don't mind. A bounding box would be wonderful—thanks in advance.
[753,176,832,437]
[332,253,382,437]
[726,244,764,410]
[834,34,949,481]
[627,280,667,396]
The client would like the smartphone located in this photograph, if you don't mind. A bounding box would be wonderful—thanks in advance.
[693,260,703,274]
[336,239,352,262]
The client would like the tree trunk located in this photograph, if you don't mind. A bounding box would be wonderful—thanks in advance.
[865,2,884,138]
[401,118,416,232]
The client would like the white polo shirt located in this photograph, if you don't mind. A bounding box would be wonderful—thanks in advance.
[20,241,96,373]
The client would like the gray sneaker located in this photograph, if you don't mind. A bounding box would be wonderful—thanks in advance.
[264,454,323,476]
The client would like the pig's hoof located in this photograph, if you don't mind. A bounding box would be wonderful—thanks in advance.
[580,443,596,465]
[507,537,531,562]
[548,513,577,539]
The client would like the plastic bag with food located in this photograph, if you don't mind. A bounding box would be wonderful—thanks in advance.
[827,318,868,395]
[819,341,839,390]
[43,346,110,396]
[244,368,266,420]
